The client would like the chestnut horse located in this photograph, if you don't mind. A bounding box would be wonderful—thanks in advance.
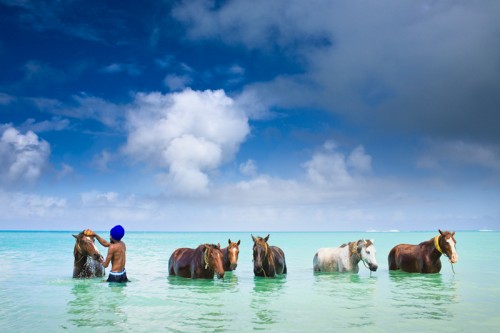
[221,239,240,271]
[388,229,458,273]
[72,231,105,278]
[168,244,225,279]
[252,234,287,278]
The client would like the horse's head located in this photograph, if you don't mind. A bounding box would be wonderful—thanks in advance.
[438,229,458,263]
[204,244,224,279]
[227,238,241,270]
[252,234,270,273]
[357,239,378,271]
[73,232,103,262]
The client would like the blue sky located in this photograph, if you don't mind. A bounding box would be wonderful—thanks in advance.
[1,0,499,231]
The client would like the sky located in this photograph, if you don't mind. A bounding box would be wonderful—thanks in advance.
[0,0,499,232]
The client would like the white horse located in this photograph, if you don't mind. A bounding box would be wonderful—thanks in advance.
[313,239,378,273]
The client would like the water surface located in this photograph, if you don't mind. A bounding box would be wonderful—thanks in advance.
[0,231,498,332]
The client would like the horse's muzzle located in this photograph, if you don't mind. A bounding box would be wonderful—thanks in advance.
[450,254,458,264]
[369,263,378,272]
[216,271,225,279]
[230,263,237,270]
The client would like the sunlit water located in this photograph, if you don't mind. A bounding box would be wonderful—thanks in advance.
[0,231,499,332]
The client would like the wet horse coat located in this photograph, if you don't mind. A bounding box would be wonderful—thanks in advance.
[388,230,458,273]
[252,234,287,278]
[313,239,378,273]
[221,239,240,271]
[169,244,225,279]
[72,232,105,278]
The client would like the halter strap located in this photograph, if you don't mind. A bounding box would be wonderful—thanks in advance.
[434,235,443,254]
[204,247,210,269]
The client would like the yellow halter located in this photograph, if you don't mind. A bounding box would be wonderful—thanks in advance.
[434,235,443,254]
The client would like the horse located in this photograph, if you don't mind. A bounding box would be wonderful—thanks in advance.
[168,244,225,279]
[313,239,378,273]
[252,234,287,278]
[72,231,105,278]
[221,239,240,271]
[388,229,458,273]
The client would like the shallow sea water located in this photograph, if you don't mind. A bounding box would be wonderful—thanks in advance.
[0,231,499,332]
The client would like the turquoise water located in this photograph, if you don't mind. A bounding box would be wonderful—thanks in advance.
[0,231,499,332]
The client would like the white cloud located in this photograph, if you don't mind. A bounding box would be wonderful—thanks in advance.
[91,149,113,172]
[239,159,257,176]
[101,63,141,76]
[303,141,372,187]
[21,117,70,132]
[0,125,50,184]
[123,88,250,195]
[0,92,14,105]
[164,74,192,91]
[0,190,66,219]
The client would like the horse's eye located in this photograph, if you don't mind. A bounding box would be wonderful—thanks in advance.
[366,251,370,255]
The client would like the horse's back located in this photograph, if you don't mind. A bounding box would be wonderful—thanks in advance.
[169,247,196,277]
[388,243,423,273]
[314,247,343,272]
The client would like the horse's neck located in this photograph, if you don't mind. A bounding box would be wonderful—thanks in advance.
[346,243,361,267]
[263,246,275,273]
[423,238,442,261]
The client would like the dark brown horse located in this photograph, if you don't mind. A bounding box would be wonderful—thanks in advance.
[388,229,458,273]
[168,244,225,279]
[221,239,240,271]
[252,234,287,278]
[73,231,105,278]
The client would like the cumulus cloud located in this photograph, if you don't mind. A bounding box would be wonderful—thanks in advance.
[123,88,250,195]
[303,140,372,187]
[0,125,50,184]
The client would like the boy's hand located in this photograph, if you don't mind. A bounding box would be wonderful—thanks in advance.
[83,229,95,237]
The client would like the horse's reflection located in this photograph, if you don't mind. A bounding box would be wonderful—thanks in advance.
[67,280,127,328]
[250,276,287,329]
[313,272,378,327]
[389,271,459,320]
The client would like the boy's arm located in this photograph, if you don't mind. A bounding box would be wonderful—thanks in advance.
[102,247,113,268]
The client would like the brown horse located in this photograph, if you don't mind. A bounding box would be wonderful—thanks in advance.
[252,234,287,278]
[72,231,105,278]
[168,244,225,279]
[221,239,240,271]
[388,229,458,273]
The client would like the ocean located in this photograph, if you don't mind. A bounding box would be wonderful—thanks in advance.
[0,231,498,332]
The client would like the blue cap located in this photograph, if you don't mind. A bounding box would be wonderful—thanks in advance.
[110,225,125,241]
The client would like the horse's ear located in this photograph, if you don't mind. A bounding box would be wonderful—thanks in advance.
[203,244,210,252]
[72,234,78,239]
[251,235,256,242]
[228,239,231,245]
[264,234,270,242]
[439,229,444,235]
[217,243,221,249]
[237,240,241,246]
[451,231,455,236]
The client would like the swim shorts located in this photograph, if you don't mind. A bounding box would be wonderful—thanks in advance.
[107,269,129,283]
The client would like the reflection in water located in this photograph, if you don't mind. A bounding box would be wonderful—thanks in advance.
[389,272,459,320]
[164,272,240,332]
[313,273,377,328]
[251,276,286,330]
[67,279,127,329]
